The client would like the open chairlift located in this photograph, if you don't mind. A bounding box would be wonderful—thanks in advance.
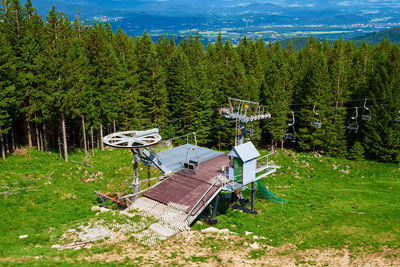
[347,107,359,133]
[310,104,322,128]
[184,133,200,172]
[362,99,371,121]
[284,111,296,142]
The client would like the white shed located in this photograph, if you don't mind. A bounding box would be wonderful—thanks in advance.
[227,141,260,185]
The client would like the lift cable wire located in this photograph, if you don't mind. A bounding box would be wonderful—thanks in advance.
[141,108,220,130]
[262,96,399,109]
[159,101,399,145]
[161,120,236,144]
[267,102,399,116]
[164,97,398,128]
[133,97,399,144]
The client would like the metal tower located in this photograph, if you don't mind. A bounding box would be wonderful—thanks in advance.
[220,97,271,145]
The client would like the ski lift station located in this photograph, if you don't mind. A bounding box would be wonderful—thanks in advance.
[99,98,282,234]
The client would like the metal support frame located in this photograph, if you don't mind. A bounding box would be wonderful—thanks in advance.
[251,181,255,213]
[205,193,220,225]
[131,149,140,201]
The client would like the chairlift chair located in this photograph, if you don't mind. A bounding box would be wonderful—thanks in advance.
[310,104,322,128]
[362,99,371,121]
[184,133,200,172]
[347,107,359,133]
[284,111,296,142]
[245,128,255,137]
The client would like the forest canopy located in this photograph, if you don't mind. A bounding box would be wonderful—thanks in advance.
[0,0,399,162]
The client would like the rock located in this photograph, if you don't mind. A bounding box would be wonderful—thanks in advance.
[19,235,28,239]
[67,229,76,233]
[249,242,260,250]
[244,231,253,235]
[340,169,350,175]
[91,206,101,211]
[253,235,259,239]
[100,207,110,213]
[332,164,338,170]
[219,228,230,234]
[201,227,219,233]
[51,244,62,249]
[243,242,248,246]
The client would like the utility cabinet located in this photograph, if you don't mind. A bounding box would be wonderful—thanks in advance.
[227,141,260,185]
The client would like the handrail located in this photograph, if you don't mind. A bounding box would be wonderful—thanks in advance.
[256,153,272,161]
[185,174,223,223]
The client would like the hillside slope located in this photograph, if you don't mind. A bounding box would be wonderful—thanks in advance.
[0,148,399,265]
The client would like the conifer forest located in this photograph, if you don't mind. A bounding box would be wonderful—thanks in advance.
[0,0,399,163]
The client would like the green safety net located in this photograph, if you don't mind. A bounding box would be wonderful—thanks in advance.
[256,180,287,204]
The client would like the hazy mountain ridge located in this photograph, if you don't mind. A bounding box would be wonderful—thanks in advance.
[30,0,400,42]
[280,27,400,51]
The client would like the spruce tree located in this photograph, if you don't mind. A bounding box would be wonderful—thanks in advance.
[362,39,400,162]
[261,41,292,150]
[42,7,72,161]
[0,34,16,156]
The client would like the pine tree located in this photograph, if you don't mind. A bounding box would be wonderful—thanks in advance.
[113,28,141,130]
[136,32,168,129]
[0,34,16,158]
[362,39,400,162]
[42,6,72,161]
[18,0,45,150]
[85,22,123,150]
[295,37,336,153]
[261,41,292,150]
[324,37,350,157]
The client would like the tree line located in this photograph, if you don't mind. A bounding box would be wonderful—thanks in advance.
[0,0,399,162]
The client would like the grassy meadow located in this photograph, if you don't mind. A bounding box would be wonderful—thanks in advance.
[0,147,399,265]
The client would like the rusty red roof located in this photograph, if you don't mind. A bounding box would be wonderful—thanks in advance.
[144,154,229,213]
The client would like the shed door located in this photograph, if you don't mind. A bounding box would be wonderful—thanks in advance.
[233,157,243,183]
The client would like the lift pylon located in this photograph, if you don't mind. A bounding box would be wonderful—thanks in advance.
[220,97,271,145]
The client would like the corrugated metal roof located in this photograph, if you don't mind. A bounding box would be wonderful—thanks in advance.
[144,154,230,214]
[228,141,260,162]
[155,144,224,173]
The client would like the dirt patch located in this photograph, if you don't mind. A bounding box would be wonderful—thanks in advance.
[77,230,400,266]
[12,148,27,156]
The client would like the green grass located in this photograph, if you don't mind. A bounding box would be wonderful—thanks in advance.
[193,150,400,251]
[0,148,158,264]
[0,148,399,264]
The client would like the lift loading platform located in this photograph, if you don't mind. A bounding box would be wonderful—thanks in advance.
[142,141,279,225]
[101,128,280,228]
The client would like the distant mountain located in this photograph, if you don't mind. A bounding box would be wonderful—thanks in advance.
[279,27,400,51]
[29,0,400,42]
[353,27,400,45]
[279,37,336,51]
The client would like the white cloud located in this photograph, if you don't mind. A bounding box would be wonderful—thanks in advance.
[337,1,352,6]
